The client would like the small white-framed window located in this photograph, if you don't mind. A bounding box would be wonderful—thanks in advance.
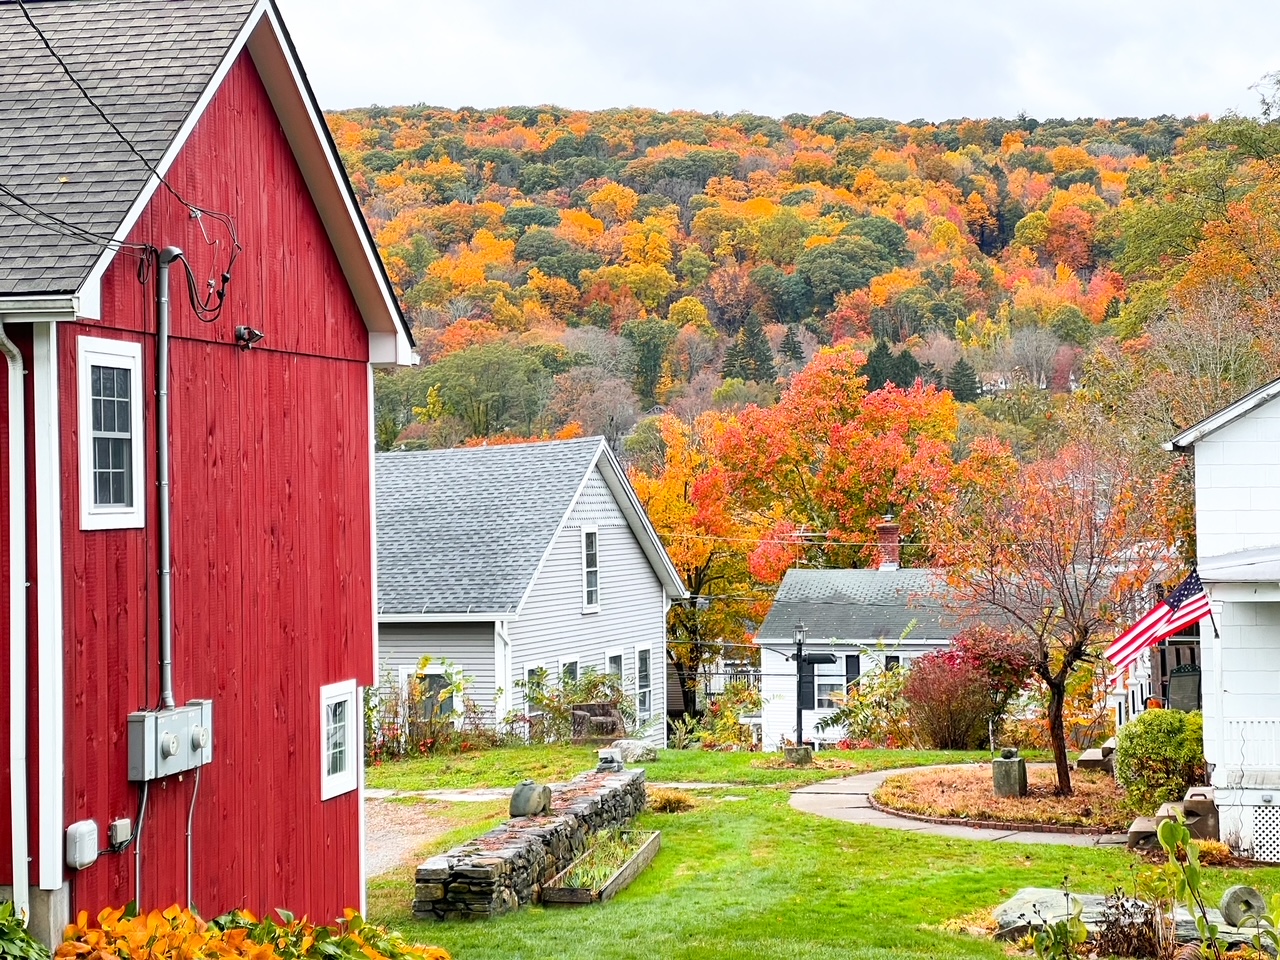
[605,648,623,680]
[523,661,546,711]
[77,336,145,530]
[320,679,359,800]
[815,658,845,708]
[400,665,454,721]
[582,526,600,612]
[635,645,653,721]
[560,658,579,684]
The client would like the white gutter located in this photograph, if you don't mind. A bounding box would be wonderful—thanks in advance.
[0,324,30,921]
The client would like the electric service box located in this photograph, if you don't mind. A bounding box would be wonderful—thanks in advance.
[127,699,214,782]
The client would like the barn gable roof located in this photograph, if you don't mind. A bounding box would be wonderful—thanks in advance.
[755,568,954,645]
[375,438,686,618]
[0,0,412,357]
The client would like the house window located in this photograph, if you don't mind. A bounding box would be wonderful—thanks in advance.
[606,650,623,679]
[884,655,901,672]
[404,667,453,721]
[561,659,579,683]
[582,526,600,611]
[816,659,846,708]
[320,680,358,800]
[636,646,652,720]
[77,336,145,530]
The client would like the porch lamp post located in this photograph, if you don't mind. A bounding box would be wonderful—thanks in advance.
[793,621,836,748]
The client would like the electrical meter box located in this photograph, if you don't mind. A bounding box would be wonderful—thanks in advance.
[127,699,214,781]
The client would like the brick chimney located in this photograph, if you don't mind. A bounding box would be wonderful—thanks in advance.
[876,515,900,571]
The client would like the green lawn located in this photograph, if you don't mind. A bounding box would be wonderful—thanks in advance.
[366,746,1035,792]
[370,787,1280,960]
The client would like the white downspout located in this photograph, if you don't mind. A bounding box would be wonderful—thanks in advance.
[0,324,30,921]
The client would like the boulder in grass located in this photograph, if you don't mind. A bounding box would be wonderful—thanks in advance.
[612,739,657,763]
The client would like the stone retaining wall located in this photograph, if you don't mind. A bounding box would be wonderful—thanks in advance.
[412,768,647,921]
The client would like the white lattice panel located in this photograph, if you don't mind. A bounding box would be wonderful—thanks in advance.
[1252,804,1280,863]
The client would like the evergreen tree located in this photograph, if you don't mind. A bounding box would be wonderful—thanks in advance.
[861,340,894,390]
[722,329,749,380]
[741,313,777,382]
[780,324,805,365]
[946,356,980,403]
[888,348,921,388]
[919,360,944,389]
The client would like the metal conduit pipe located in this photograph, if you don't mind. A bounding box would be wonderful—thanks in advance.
[0,323,31,922]
[156,247,182,710]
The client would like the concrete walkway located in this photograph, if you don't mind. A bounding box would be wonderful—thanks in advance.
[790,764,1129,847]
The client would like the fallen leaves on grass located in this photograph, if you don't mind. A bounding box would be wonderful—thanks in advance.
[873,766,1130,831]
[750,756,861,772]
[939,907,999,938]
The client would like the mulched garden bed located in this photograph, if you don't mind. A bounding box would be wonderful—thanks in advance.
[873,765,1131,832]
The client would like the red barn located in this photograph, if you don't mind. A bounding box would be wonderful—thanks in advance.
[0,0,414,940]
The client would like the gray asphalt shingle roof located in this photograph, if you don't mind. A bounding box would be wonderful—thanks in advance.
[756,568,955,643]
[376,438,607,616]
[0,0,256,294]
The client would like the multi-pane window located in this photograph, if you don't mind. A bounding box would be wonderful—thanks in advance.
[78,337,144,530]
[326,699,347,777]
[91,364,133,507]
[637,647,652,720]
[583,527,599,610]
[606,652,623,679]
[319,680,358,800]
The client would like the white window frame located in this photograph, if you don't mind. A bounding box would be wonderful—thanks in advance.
[522,660,546,714]
[635,644,653,722]
[400,664,454,722]
[320,679,359,801]
[77,336,145,530]
[560,658,579,684]
[815,659,845,709]
[581,525,600,613]
[605,647,624,680]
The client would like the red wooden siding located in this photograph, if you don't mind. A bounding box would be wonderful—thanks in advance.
[61,50,374,919]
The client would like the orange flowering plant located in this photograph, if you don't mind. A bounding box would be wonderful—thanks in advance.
[57,905,449,960]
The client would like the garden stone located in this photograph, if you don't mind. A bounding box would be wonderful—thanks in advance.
[992,752,1028,797]
[1221,885,1266,927]
[509,779,552,817]
[612,739,657,763]
[992,888,1105,940]
[1077,748,1108,771]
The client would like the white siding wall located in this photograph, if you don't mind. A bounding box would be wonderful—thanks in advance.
[375,622,498,715]
[760,641,937,750]
[509,468,668,745]
[1194,409,1280,561]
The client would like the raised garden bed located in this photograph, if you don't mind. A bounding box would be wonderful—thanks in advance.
[541,830,661,907]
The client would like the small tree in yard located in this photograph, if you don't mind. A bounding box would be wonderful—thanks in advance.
[902,627,1035,750]
[939,442,1171,796]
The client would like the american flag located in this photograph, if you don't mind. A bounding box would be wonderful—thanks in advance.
[1105,571,1211,677]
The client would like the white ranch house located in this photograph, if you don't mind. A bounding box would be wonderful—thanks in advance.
[374,437,686,746]
[1168,377,1280,861]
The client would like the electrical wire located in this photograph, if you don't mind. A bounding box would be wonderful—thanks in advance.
[133,781,150,910]
[186,767,201,908]
[13,0,243,317]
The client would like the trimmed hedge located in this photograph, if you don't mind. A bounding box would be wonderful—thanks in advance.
[1114,709,1206,810]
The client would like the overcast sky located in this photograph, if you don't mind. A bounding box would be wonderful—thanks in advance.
[274,0,1278,122]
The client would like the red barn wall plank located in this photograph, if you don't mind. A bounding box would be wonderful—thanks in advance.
[60,49,375,920]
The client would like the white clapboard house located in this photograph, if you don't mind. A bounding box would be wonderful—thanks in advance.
[374,437,687,745]
[755,520,955,749]
[1167,377,1280,861]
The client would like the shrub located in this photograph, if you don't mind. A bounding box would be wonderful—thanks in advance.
[698,681,762,750]
[647,787,695,813]
[509,666,637,743]
[0,902,48,960]
[815,656,911,747]
[903,653,990,749]
[57,906,449,960]
[1115,709,1206,810]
